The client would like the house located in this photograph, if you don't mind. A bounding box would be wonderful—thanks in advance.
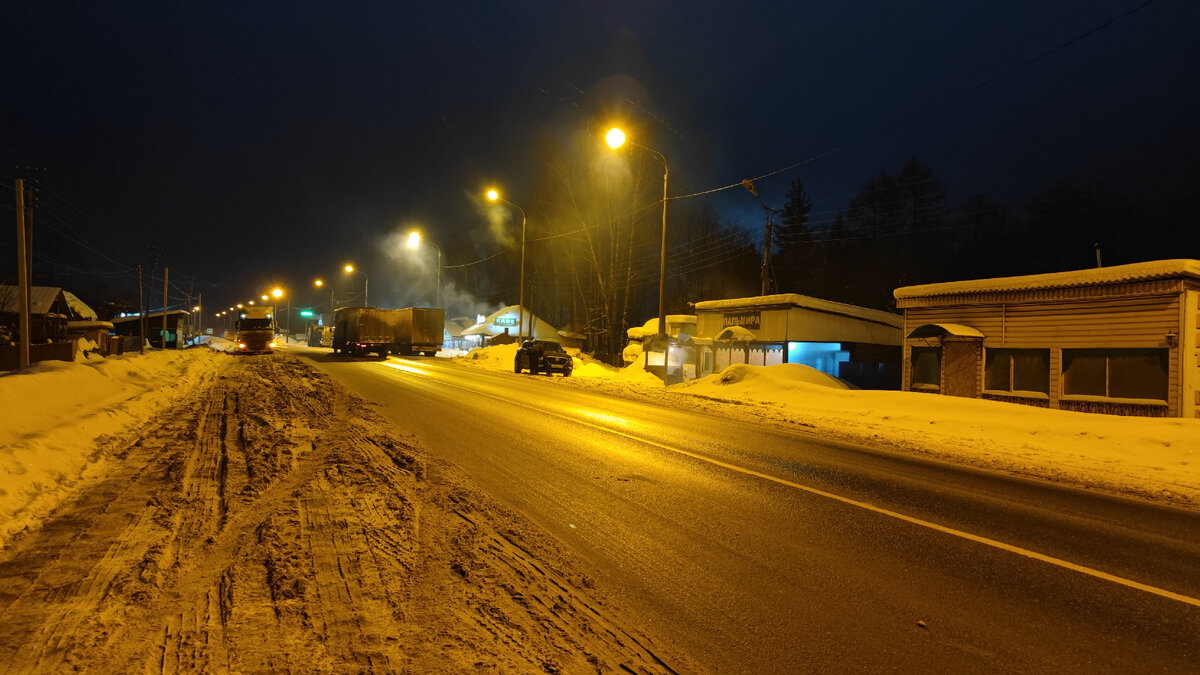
[460,305,557,348]
[690,294,904,388]
[111,310,192,349]
[893,259,1200,418]
[443,316,475,351]
[0,285,105,369]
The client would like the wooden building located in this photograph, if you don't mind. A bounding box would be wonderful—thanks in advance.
[894,259,1200,418]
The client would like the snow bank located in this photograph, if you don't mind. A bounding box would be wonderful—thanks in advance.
[457,344,660,383]
[664,364,1200,506]
[0,348,228,546]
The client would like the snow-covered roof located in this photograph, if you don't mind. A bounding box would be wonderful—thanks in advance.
[62,291,98,321]
[907,323,985,339]
[694,293,902,328]
[0,285,66,315]
[460,305,557,339]
[715,325,757,342]
[894,259,1200,299]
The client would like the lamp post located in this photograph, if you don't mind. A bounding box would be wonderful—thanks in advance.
[607,127,669,340]
[406,231,442,307]
[272,288,285,342]
[345,264,368,307]
[315,279,334,324]
[486,189,527,342]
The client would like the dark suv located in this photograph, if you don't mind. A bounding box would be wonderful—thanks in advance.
[515,340,573,376]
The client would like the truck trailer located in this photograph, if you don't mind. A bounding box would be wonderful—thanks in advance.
[331,306,445,357]
[332,307,399,357]
[395,307,446,356]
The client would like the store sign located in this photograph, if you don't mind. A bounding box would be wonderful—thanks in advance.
[722,312,761,330]
[494,316,517,326]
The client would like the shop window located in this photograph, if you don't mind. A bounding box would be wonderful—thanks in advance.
[911,347,941,387]
[984,348,1049,394]
[1063,349,1168,401]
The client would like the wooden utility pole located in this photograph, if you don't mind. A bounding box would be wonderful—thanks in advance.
[138,265,145,354]
[14,180,30,368]
[760,218,774,296]
[161,268,169,349]
[23,185,33,314]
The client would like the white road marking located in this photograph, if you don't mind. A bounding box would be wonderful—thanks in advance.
[369,359,1200,609]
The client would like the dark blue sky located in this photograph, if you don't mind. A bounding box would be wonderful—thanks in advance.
[2,1,1197,314]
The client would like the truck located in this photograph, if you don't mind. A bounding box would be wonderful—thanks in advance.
[307,323,333,347]
[235,306,275,354]
[332,307,398,357]
[395,307,445,356]
[331,306,445,357]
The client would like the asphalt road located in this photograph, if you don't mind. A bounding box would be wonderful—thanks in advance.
[289,346,1200,674]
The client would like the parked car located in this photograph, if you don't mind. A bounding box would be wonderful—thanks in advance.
[515,339,573,376]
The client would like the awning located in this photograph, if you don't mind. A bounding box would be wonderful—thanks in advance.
[906,323,985,339]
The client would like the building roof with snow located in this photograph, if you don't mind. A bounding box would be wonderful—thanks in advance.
[460,305,557,339]
[694,293,902,329]
[0,286,97,320]
[894,259,1200,301]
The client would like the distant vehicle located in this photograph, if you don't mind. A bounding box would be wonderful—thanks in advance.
[515,339,572,376]
[235,306,274,354]
[307,324,333,347]
[331,307,446,357]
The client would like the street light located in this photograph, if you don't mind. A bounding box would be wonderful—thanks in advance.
[315,278,334,324]
[407,230,442,307]
[486,188,527,341]
[345,264,368,307]
[272,287,286,341]
[606,126,669,339]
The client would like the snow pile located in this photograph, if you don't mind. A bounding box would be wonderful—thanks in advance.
[0,348,228,546]
[457,344,661,383]
[662,363,1200,506]
[72,337,101,362]
[461,343,519,369]
[684,362,854,392]
[199,334,239,353]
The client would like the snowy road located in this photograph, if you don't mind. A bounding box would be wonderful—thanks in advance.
[0,355,687,673]
[299,347,1200,673]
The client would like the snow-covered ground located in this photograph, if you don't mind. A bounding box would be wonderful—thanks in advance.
[0,347,228,546]
[3,341,1198,551]
[456,345,1200,508]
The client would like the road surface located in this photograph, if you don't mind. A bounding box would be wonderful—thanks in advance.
[297,346,1200,673]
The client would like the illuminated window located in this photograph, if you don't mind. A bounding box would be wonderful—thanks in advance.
[1063,349,1167,400]
[911,347,940,386]
[985,348,1049,394]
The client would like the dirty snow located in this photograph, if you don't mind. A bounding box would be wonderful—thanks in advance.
[0,348,228,546]
[458,345,1200,508]
[0,353,691,673]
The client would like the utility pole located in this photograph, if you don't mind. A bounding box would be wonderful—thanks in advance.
[15,179,30,369]
[137,265,145,354]
[23,184,33,314]
[161,268,169,349]
[761,216,775,296]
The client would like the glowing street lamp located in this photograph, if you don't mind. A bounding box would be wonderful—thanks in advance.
[606,126,669,339]
[315,278,334,321]
[406,230,442,307]
[486,188,527,341]
[344,264,368,307]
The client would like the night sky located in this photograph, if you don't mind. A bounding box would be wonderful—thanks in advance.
[2,1,1197,318]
